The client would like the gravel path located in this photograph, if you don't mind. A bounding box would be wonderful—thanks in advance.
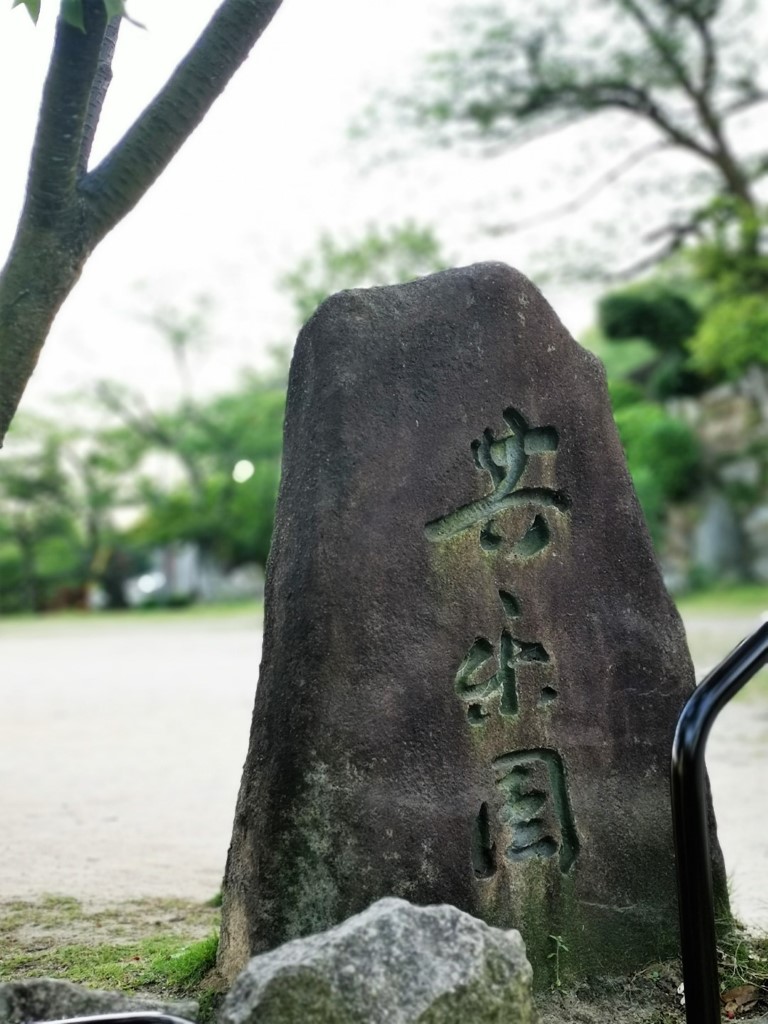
[1,606,766,928]
[0,611,261,903]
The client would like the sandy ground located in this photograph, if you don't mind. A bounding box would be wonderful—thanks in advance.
[0,610,261,904]
[1,606,766,928]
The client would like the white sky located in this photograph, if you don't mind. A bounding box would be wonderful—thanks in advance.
[0,0,610,422]
[2,0,763,422]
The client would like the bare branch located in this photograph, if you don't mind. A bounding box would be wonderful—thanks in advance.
[485,141,669,235]
[606,83,714,159]
[619,0,701,101]
[608,219,702,280]
[688,8,717,96]
[721,91,768,118]
[83,0,284,242]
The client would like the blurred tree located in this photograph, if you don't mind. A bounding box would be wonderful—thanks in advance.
[0,0,285,445]
[597,279,707,396]
[613,399,703,541]
[0,420,77,610]
[280,223,450,327]
[86,298,287,572]
[599,283,700,355]
[689,293,768,377]
[376,0,767,275]
[129,376,286,570]
[0,412,142,611]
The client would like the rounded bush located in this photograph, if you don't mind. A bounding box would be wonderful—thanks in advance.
[614,403,702,503]
[689,295,768,379]
[608,379,644,411]
[599,284,700,353]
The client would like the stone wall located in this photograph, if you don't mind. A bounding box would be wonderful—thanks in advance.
[664,366,768,588]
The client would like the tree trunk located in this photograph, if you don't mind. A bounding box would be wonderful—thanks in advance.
[0,227,89,441]
[0,0,285,446]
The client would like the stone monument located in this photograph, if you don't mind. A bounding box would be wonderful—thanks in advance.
[219,263,725,985]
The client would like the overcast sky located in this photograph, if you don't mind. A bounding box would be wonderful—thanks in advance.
[1,0,619,424]
[15,0,768,424]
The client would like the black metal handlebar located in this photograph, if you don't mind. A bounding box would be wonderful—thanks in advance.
[671,620,768,1024]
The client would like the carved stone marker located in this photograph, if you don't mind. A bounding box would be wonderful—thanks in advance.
[219,263,724,985]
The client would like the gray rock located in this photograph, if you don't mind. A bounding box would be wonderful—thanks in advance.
[744,505,768,583]
[0,979,197,1023]
[717,457,761,488]
[220,898,533,1024]
[219,262,726,985]
[693,492,744,578]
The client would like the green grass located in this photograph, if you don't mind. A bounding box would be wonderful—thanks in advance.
[0,897,223,1020]
[677,584,768,615]
[2,598,263,628]
[718,924,768,994]
[0,934,218,992]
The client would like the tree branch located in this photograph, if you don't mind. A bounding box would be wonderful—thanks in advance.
[619,0,701,102]
[21,0,108,231]
[688,7,717,97]
[0,0,285,447]
[605,83,714,159]
[609,219,702,280]
[82,0,284,242]
[484,141,669,235]
[79,18,122,176]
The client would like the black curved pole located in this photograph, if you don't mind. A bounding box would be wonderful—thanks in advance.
[671,620,768,1024]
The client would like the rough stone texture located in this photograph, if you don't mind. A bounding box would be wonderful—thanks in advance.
[220,898,533,1024]
[219,262,726,984]
[0,979,197,1022]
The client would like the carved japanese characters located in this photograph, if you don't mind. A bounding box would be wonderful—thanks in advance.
[218,263,727,986]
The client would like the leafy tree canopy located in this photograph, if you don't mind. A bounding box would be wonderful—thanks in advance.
[689,294,768,378]
[369,0,767,274]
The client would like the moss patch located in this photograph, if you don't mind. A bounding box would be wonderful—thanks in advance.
[0,896,223,1020]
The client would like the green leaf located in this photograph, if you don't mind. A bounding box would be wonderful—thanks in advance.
[60,0,85,30]
[12,0,41,24]
[103,0,124,19]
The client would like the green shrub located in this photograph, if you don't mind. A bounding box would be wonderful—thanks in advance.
[689,295,768,379]
[607,379,644,411]
[614,403,702,503]
[628,465,666,545]
[647,352,706,400]
[599,283,700,354]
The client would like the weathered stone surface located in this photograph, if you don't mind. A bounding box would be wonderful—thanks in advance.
[220,898,533,1024]
[0,979,197,1022]
[219,262,726,984]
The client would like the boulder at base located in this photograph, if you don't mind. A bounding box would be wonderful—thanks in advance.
[0,979,197,1022]
[220,898,533,1024]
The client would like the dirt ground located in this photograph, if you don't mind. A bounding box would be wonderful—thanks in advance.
[0,605,766,933]
[0,609,261,904]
